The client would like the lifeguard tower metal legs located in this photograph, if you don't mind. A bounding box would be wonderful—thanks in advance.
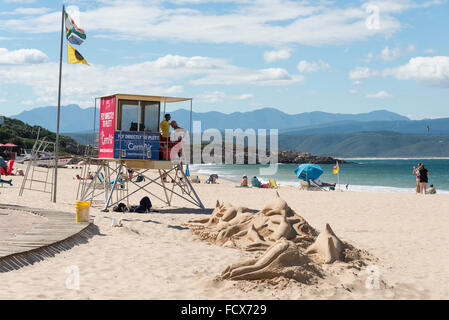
[77,160,204,211]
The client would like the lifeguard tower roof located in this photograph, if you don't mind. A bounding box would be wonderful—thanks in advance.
[97,93,192,103]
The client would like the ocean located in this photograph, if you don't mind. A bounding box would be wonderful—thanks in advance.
[190,159,449,193]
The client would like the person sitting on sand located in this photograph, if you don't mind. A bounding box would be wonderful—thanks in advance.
[251,176,261,188]
[241,175,248,187]
[426,184,437,195]
[0,156,12,186]
[251,176,269,188]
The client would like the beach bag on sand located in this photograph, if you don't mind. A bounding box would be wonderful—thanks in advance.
[113,202,128,212]
[129,196,153,213]
[140,196,152,211]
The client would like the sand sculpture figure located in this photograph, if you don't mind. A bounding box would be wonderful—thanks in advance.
[186,192,368,283]
[305,223,344,263]
[221,239,322,283]
[185,192,317,251]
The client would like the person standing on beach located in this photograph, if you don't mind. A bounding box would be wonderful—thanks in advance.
[412,163,422,194]
[418,164,429,194]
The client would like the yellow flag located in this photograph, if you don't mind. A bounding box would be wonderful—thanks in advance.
[67,43,89,65]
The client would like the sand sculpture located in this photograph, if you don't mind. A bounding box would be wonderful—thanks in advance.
[186,192,317,251]
[305,223,344,263]
[186,192,368,283]
[221,239,322,283]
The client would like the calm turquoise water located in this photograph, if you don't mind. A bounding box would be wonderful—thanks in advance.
[190,159,449,193]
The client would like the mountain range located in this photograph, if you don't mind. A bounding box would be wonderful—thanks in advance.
[10,104,449,157]
[279,131,449,157]
[11,104,411,133]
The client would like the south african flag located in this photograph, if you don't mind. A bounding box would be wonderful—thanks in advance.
[64,9,86,45]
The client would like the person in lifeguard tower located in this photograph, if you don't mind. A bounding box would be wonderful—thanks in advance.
[170,121,186,142]
[170,121,186,158]
[160,113,171,141]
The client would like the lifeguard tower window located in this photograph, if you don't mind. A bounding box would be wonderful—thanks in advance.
[118,100,160,132]
[143,102,159,133]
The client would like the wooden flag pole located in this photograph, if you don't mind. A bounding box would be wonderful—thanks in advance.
[52,4,65,203]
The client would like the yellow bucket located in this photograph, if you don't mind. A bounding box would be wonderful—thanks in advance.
[75,201,91,223]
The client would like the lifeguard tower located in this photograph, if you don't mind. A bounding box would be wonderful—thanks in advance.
[77,94,204,211]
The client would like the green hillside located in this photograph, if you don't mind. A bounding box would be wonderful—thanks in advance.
[0,117,83,155]
[278,131,449,157]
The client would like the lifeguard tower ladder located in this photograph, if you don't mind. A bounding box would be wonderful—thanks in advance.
[77,94,204,211]
[19,135,56,199]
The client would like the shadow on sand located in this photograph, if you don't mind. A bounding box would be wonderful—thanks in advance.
[0,224,101,273]
[155,207,214,215]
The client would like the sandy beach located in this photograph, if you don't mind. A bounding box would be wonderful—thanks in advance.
[1,163,449,299]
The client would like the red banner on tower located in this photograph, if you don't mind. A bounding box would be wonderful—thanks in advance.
[98,95,116,159]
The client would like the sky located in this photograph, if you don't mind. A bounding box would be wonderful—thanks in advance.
[0,0,448,119]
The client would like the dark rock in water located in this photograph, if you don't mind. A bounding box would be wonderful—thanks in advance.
[277,150,346,164]
[186,144,346,164]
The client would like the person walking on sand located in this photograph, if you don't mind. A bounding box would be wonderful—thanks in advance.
[412,163,422,194]
[418,163,429,194]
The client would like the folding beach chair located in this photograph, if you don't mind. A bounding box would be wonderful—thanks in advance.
[299,180,323,191]
[309,179,328,191]
[268,178,279,189]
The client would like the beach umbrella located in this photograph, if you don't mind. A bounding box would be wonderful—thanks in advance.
[294,164,323,181]
[3,143,17,147]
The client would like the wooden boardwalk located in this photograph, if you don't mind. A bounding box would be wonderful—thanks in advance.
[0,204,94,272]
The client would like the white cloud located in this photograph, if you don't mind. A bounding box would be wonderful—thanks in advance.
[1,7,52,15]
[349,66,379,79]
[379,44,416,61]
[190,67,304,86]
[406,44,416,53]
[0,53,303,108]
[380,46,401,61]
[297,60,330,73]
[264,49,291,63]
[425,48,437,53]
[349,89,357,94]
[383,56,449,87]
[366,90,392,98]
[196,91,226,103]
[353,80,362,85]
[0,0,441,46]
[0,48,48,64]
[20,100,34,105]
[234,93,253,100]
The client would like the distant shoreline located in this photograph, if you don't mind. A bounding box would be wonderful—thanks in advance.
[340,157,449,160]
